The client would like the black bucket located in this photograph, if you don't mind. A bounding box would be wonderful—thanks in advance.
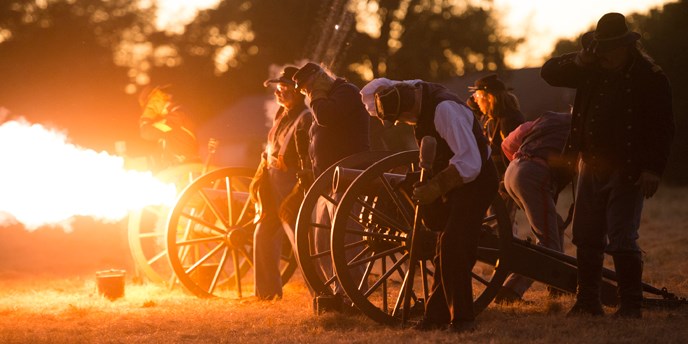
[96,269,126,300]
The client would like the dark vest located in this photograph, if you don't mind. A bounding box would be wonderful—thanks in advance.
[413,83,489,173]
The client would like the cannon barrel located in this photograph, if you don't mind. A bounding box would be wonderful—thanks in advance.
[332,166,407,194]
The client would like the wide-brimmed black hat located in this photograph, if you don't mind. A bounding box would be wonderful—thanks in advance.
[582,12,640,52]
[263,66,299,87]
[292,62,323,90]
[468,74,510,94]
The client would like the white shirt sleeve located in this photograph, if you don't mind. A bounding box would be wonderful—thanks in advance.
[433,101,489,183]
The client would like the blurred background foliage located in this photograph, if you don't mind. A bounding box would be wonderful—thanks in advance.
[0,0,685,183]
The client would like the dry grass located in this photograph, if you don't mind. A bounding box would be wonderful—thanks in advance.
[1,186,688,343]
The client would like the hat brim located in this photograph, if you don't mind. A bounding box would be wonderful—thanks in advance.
[582,31,640,52]
[263,77,295,88]
[467,85,514,93]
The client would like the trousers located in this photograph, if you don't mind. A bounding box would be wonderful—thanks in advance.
[253,168,298,299]
[424,162,497,323]
[502,158,565,296]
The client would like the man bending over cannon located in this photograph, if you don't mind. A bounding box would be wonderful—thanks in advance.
[369,79,498,333]
[289,62,371,307]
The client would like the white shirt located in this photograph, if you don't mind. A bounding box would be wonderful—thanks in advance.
[434,101,489,183]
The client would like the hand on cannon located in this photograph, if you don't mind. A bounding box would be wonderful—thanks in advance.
[412,164,463,205]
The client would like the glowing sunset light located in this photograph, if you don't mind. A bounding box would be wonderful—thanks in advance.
[0,118,177,231]
[494,0,676,68]
[145,0,221,34]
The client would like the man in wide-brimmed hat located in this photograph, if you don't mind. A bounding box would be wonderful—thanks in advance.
[250,65,313,300]
[541,12,675,319]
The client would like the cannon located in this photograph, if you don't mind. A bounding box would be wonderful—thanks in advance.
[127,139,221,286]
[295,149,688,325]
[159,151,393,297]
[140,147,686,323]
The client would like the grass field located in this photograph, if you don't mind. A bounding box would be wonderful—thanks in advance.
[1,186,687,343]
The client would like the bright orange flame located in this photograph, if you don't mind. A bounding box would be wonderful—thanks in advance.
[0,118,177,231]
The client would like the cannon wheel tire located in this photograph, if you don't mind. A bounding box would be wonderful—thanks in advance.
[166,167,297,298]
[330,150,513,325]
[127,163,208,284]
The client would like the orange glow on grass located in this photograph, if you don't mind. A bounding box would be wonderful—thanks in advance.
[0,118,177,231]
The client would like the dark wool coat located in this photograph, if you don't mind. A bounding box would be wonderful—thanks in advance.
[309,78,370,176]
[541,50,674,182]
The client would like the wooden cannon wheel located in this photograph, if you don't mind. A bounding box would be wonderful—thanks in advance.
[329,150,513,325]
[294,151,395,296]
[166,167,297,298]
[127,163,208,285]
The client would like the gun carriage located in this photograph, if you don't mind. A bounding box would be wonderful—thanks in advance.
[128,146,687,324]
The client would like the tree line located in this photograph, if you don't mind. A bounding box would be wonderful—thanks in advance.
[0,0,684,183]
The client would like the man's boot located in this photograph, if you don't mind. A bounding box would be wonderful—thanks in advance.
[567,247,605,316]
[612,251,643,319]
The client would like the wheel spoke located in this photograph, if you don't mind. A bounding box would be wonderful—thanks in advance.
[183,241,226,275]
[232,249,243,298]
[353,197,410,233]
[363,253,408,298]
[208,246,230,294]
[321,193,338,205]
[377,175,414,228]
[199,188,230,229]
[225,177,234,227]
[472,271,491,287]
[138,232,162,239]
[310,222,331,229]
[176,235,225,246]
[146,249,167,266]
[344,226,406,243]
[310,249,331,259]
[180,211,227,235]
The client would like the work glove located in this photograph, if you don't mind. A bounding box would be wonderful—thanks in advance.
[412,164,464,205]
[575,37,598,66]
[306,72,334,103]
